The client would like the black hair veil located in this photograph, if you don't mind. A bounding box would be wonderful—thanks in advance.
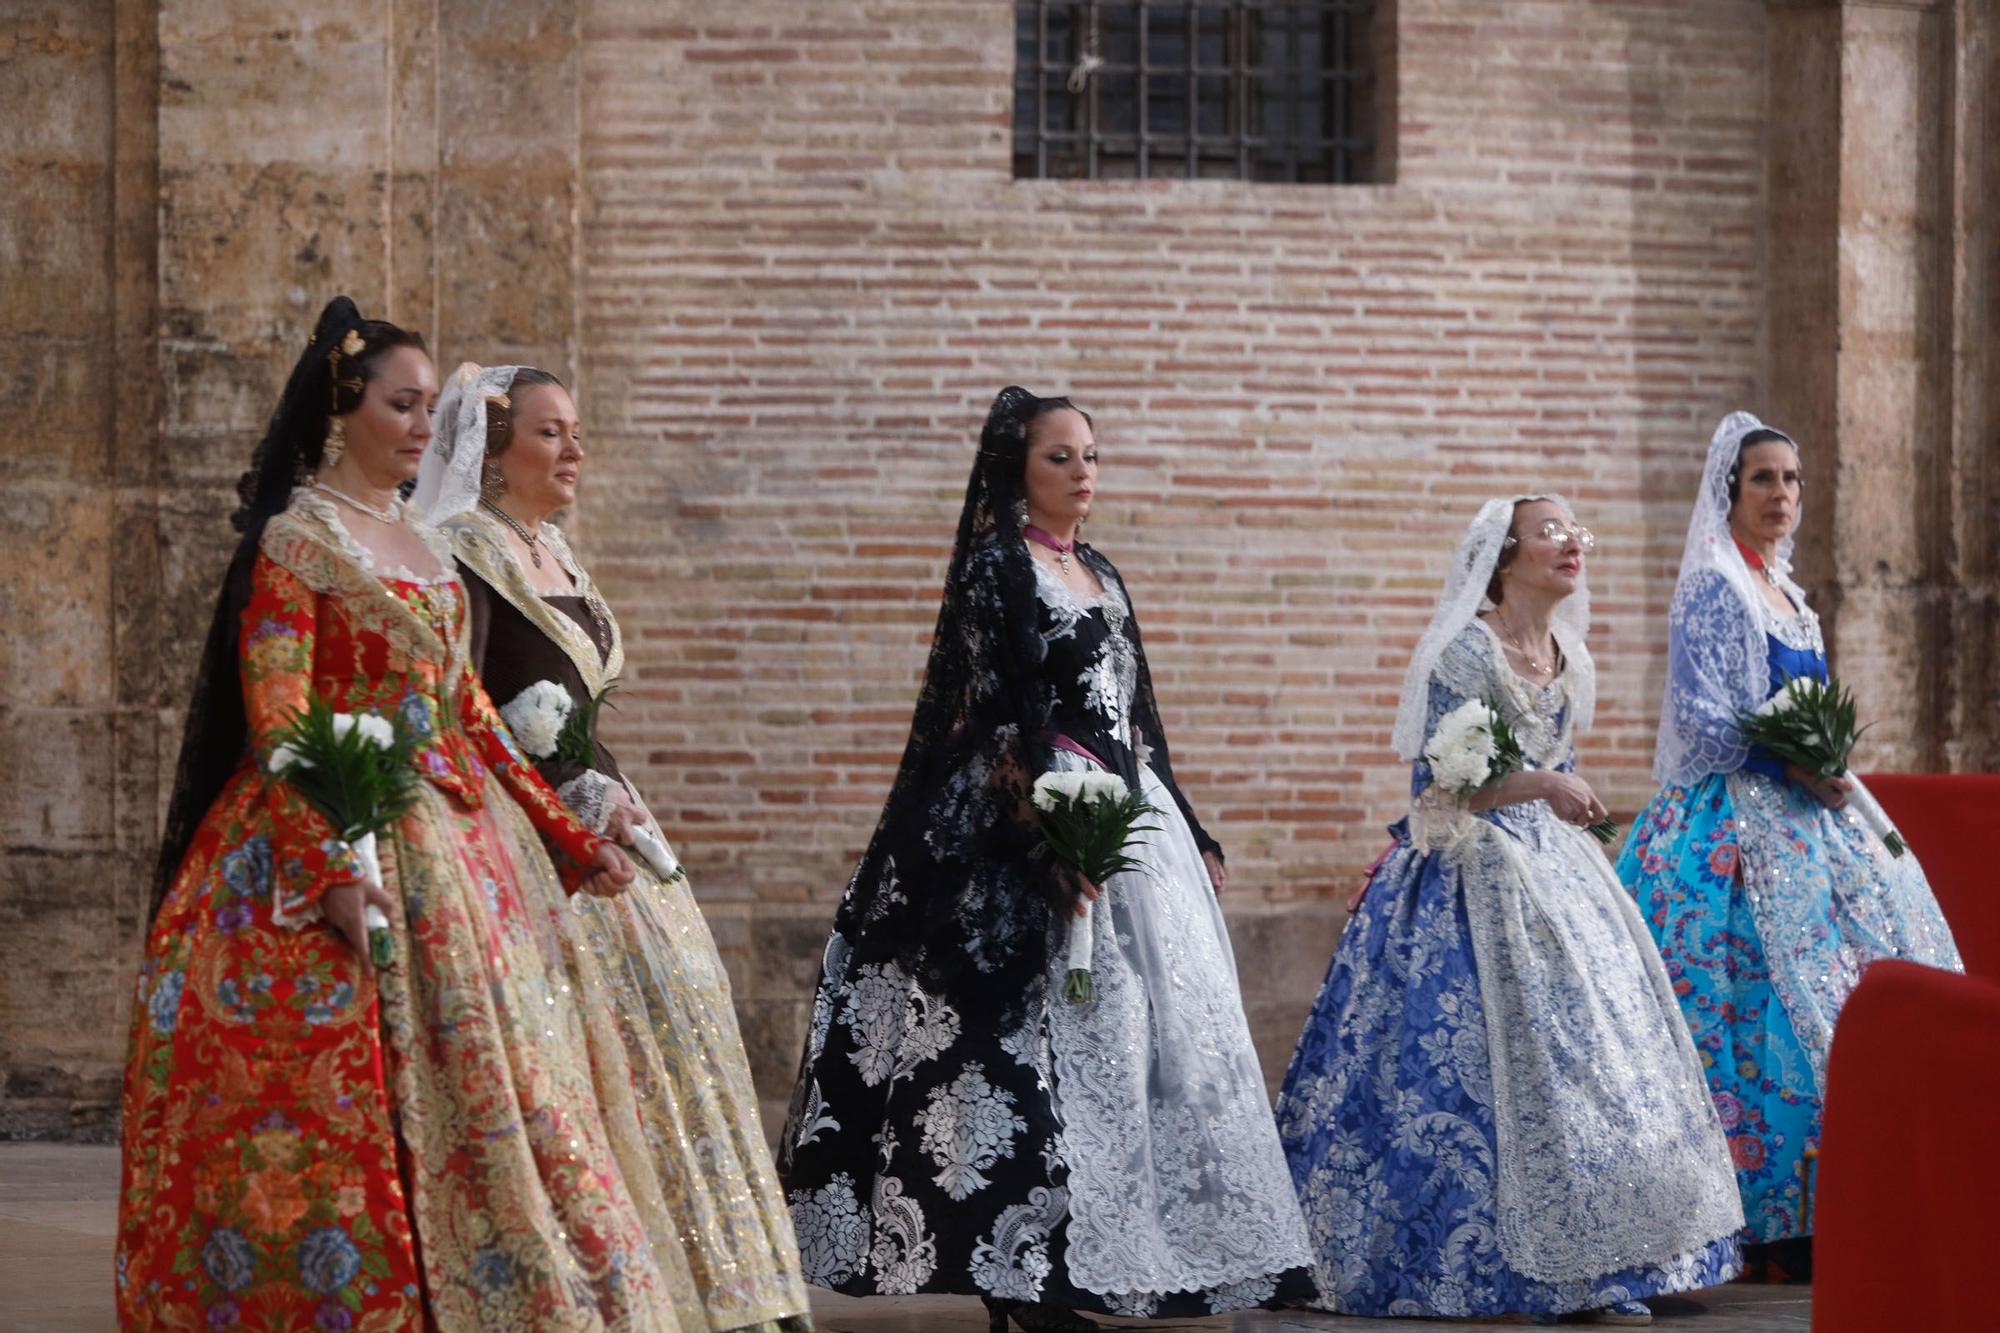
[149,297,427,920]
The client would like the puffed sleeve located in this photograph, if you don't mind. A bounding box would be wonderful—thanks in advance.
[1665,570,1766,780]
[241,553,369,926]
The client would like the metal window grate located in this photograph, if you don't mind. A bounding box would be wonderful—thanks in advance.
[1013,1,1376,183]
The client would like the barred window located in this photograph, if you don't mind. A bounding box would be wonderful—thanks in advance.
[1013,1,1380,183]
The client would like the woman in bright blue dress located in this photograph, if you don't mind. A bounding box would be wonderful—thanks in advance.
[1276,496,1744,1325]
[1617,412,1962,1263]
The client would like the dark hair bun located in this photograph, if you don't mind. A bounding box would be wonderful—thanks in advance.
[311,295,364,348]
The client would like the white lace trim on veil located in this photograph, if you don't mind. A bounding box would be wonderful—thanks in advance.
[412,361,524,526]
[1390,495,1593,763]
[1652,411,1799,786]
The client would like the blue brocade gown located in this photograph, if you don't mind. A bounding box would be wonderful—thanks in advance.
[1275,623,1743,1318]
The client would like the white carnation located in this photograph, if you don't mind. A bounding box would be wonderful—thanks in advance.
[1031,771,1087,812]
[1423,700,1499,796]
[1032,768,1129,811]
[1429,744,1492,793]
[1076,771,1128,804]
[501,680,572,758]
[1755,678,1812,717]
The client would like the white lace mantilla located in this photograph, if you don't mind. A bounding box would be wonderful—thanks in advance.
[1043,749,1312,1297]
[1420,626,1744,1281]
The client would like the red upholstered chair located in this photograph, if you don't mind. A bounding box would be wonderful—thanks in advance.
[1859,773,2000,981]
[1812,960,2000,1332]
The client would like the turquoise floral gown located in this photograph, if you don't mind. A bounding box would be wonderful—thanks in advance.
[1618,567,1963,1242]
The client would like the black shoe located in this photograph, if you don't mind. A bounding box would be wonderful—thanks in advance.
[982,1296,1100,1332]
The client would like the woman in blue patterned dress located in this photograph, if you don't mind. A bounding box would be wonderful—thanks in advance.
[1616,412,1962,1272]
[1275,496,1744,1325]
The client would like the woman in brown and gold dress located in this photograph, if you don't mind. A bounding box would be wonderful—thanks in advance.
[414,363,812,1332]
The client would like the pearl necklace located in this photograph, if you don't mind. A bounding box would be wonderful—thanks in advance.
[483,498,545,569]
[313,482,399,524]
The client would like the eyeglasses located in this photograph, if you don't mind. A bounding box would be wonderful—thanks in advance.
[1505,520,1596,552]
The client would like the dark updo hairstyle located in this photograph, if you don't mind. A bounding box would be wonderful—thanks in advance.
[1727,428,1799,504]
[152,296,428,919]
[974,385,1092,537]
[482,367,567,461]
[231,296,429,533]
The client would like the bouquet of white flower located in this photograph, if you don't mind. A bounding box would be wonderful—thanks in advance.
[267,696,421,965]
[501,679,678,879]
[1736,674,1906,857]
[1030,768,1159,1004]
[500,680,573,759]
[501,679,616,768]
[1424,698,1618,842]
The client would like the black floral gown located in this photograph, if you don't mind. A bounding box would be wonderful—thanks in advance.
[781,537,1314,1317]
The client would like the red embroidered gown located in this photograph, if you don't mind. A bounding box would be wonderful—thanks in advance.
[118,493,691,1331]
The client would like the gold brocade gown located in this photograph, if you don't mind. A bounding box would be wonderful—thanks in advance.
[451,509,813,1332]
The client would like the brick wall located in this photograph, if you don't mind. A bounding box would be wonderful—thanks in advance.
[577,0,1767,899]
[570,0,1772,1104]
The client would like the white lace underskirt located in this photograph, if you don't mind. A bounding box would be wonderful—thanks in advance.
[1438,808,1744,1283]
[1043,753,1313,1298]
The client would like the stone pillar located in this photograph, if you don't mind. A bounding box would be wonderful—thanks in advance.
[0,0,142,1137]
[1765,0,1994,772]
[1940,3,2000,772]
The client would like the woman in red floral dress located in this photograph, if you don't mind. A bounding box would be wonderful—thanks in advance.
[119,297,693,1331]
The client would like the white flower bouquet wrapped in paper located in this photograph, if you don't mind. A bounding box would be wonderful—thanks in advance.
[267,696,421,965]
[1029,768,1159,1004]
[1737,674,1907,857]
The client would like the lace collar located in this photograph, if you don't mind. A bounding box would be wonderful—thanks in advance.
[447,509,624,696]
[1030,551,1126,611]
[1744,571,1824,653]
[290,487,457,585]
[1471,618,1574,766]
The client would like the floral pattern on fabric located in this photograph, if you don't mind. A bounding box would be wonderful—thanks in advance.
[1619,776,1823,1242]
[119,497,676,1332]
[1619,604,1962,1244]
[780,537,1312,1317]
[1275,624,1743,1318]
[451,507,814,1329]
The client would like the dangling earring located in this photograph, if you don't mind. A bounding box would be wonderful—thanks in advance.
[323,417,346,469]
[482,461,506,497]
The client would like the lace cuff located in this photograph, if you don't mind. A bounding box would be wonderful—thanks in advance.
[557,768,621,835]
[1409,785,1479,854]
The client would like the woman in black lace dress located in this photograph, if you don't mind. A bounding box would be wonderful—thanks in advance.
[780,388,1313,1330]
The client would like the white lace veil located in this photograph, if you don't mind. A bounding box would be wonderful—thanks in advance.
[1390,495,1595,761]
[412,361,524,524]
[1651,411,1800,785]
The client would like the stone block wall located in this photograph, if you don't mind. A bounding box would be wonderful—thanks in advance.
[2,0,1993,1139]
